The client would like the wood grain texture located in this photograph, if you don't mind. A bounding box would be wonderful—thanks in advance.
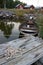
[0,35,43,65]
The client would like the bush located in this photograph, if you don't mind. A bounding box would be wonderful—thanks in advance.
[36,14,43,38]
[39,26,43,39]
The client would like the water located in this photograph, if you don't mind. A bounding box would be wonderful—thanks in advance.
[0,20,22,44]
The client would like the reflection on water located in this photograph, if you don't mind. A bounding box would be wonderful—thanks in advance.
[0,20,23,44]
[0,22,14,38]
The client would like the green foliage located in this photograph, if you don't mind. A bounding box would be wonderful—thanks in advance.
[36,14,43,26]
[0,0,26,8]
[6,0,14,8]
[0,0,3,8]
[39,26,43,39]
[36,14,43,38]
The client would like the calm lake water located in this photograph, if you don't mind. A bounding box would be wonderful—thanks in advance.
[0,20,23,44]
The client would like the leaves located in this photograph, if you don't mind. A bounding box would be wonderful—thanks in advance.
[0,0,26,8]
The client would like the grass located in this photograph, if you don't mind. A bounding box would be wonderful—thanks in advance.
[9,9,36,16]
[36,14,43,38]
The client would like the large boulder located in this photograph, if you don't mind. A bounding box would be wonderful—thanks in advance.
[0,10,16,19]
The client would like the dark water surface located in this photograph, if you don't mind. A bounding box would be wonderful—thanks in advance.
[0,20,22,44]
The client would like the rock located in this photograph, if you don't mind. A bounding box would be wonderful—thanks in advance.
[0,10,16,19]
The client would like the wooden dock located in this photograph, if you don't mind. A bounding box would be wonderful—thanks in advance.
[0,35,43,65]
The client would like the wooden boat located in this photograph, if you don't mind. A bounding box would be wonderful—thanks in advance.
[19,20,38,36]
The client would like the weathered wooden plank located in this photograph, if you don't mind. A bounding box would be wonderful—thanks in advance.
[1,44,43,65]
[0,36,43,65]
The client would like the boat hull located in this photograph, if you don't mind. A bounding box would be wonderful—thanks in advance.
[20,29,38,36]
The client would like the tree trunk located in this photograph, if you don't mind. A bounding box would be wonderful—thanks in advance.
[4,0,6,9]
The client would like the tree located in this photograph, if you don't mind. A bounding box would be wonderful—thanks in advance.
[14,0,26,8]
[0,0,3,8]
[0,0,26,8]
[3,0,6,9]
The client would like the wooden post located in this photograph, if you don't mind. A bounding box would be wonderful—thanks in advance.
[4,0,6,9]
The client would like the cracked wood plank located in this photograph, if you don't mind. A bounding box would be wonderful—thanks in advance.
[0,36,43,65]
